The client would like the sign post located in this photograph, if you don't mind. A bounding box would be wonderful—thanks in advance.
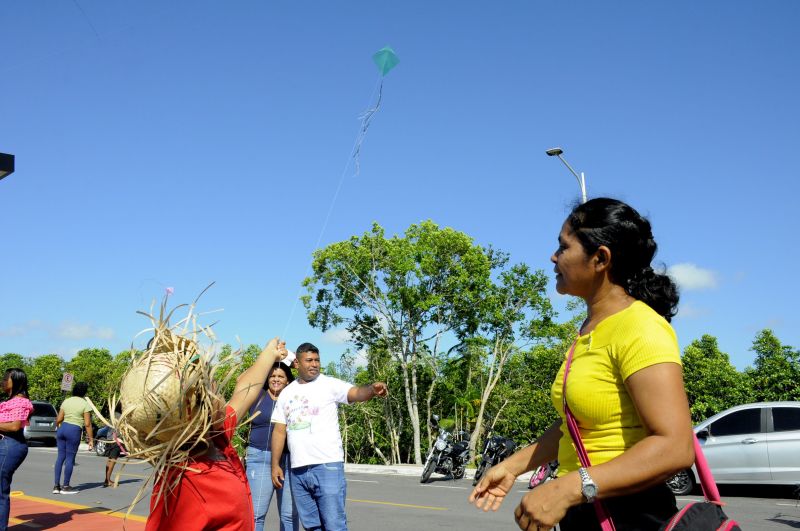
[60,372,74,393]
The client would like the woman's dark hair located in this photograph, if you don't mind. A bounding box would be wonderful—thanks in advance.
[262,362,295,391]
[72,382,89,398]
[566,197,679,321]
[3,368,29,398]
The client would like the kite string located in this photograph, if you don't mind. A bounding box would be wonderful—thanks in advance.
[280,76,384,339]
[352,78,384,176]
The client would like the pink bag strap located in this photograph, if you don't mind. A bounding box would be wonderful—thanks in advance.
[693,433,721,502]
[562,340,617,531]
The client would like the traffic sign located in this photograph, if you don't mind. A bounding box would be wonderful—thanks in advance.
[60,372,74,392]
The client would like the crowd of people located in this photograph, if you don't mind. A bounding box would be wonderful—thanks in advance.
[143,339,387,531]
[0,340,387,531]
[0,371,124,530]
[0,197,700,531]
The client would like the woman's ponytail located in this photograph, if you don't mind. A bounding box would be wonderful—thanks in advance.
[626,267,679,322]
[567,198,680,321]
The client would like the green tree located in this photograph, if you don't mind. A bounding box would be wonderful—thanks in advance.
[28,354,66,404]
[681,335,750,422]
[486,340,569,447]
[66,348,114,409]
[303,221,500,464]
[746,329,800,401]
[214,344,262,400]
[0,353,30,376]
[464,263,557,458]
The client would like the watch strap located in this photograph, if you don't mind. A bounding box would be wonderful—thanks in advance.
[578,467,597,503]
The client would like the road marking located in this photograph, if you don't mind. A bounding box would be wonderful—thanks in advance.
[348,498,448,511]
[421,484,468,490]
[348,479,379,483]
[775,502,800,507]
[10,491,147,522]
[9,517,44,528]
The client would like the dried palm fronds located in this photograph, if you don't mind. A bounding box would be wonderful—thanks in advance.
[90,284,242,523]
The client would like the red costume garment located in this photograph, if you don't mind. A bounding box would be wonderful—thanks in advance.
[145,405,254,531]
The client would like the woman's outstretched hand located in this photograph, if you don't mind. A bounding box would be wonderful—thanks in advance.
[468,463,517,512]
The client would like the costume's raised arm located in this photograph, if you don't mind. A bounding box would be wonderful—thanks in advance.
[227,338,287,421]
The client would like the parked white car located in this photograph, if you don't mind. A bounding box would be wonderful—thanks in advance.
[667,401,800,495]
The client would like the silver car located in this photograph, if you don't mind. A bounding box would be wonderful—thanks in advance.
[667,401,800,495]
[23,400,58,445]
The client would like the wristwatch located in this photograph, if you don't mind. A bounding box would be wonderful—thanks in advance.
[578,467,598,503]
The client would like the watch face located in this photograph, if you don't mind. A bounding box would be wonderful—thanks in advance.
[583,484,598,499]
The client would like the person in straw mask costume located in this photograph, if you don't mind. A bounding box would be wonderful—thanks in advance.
[98,292,289,531]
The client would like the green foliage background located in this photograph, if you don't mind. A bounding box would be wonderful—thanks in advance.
[2,223,798,464]
[2,328,798,462]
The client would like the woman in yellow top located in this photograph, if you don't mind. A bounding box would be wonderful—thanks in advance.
[470,198,694,530]
[54,382,94,494]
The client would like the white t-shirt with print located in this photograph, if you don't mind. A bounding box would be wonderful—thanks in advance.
[271,374,353,468]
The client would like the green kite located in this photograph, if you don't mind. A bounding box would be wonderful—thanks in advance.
[372,46,400,77]
[353,46,400,175]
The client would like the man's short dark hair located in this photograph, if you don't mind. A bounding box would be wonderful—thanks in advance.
[295,342,319,355]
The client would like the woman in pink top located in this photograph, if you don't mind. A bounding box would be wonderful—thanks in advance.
[0,368,34,531]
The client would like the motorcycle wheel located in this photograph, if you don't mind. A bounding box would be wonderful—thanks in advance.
[420,456,435,483]
[95,440,107,457]
[472,461,488,486]
[453,466,465,480]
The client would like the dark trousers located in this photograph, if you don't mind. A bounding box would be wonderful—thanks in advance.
[55,423,82,486]
[0,435,29,531]
[559,484,677,531]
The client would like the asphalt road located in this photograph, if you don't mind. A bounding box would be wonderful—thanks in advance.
[10,446,800,529]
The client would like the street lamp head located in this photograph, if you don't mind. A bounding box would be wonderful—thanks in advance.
[0,153,15,181]
[545,147,563,157]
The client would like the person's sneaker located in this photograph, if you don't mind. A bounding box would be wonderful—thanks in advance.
[60,485,78,494]
[52,485,61,494]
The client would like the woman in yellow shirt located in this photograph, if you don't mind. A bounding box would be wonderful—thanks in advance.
[470,198,694,530]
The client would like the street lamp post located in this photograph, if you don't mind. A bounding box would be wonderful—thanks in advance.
[545,147,586,204]
[0,153,15,181]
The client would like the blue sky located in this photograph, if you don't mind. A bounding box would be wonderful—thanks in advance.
[1,1,798,370]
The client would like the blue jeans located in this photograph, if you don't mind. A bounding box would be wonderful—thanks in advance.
[0,435,29,531]
[246,446,298,531]
[54,423,82,486]
[290,461,347,531]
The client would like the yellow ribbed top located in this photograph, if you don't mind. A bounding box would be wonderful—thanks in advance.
[550,300,681,476]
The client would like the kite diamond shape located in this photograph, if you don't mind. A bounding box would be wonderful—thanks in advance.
[372,46,400,76]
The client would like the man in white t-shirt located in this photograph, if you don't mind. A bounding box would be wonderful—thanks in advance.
[270,343,387,531]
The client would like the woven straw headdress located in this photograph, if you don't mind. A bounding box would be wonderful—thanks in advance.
[91,285,241,519]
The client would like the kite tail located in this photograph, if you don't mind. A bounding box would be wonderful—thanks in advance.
[352,78,384,177]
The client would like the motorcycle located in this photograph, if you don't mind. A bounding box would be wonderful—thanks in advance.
[420,415,470,483]
[94,426,113,457]
[528,460,559,489]
[472,432,517,486]
[94,426,127,458]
